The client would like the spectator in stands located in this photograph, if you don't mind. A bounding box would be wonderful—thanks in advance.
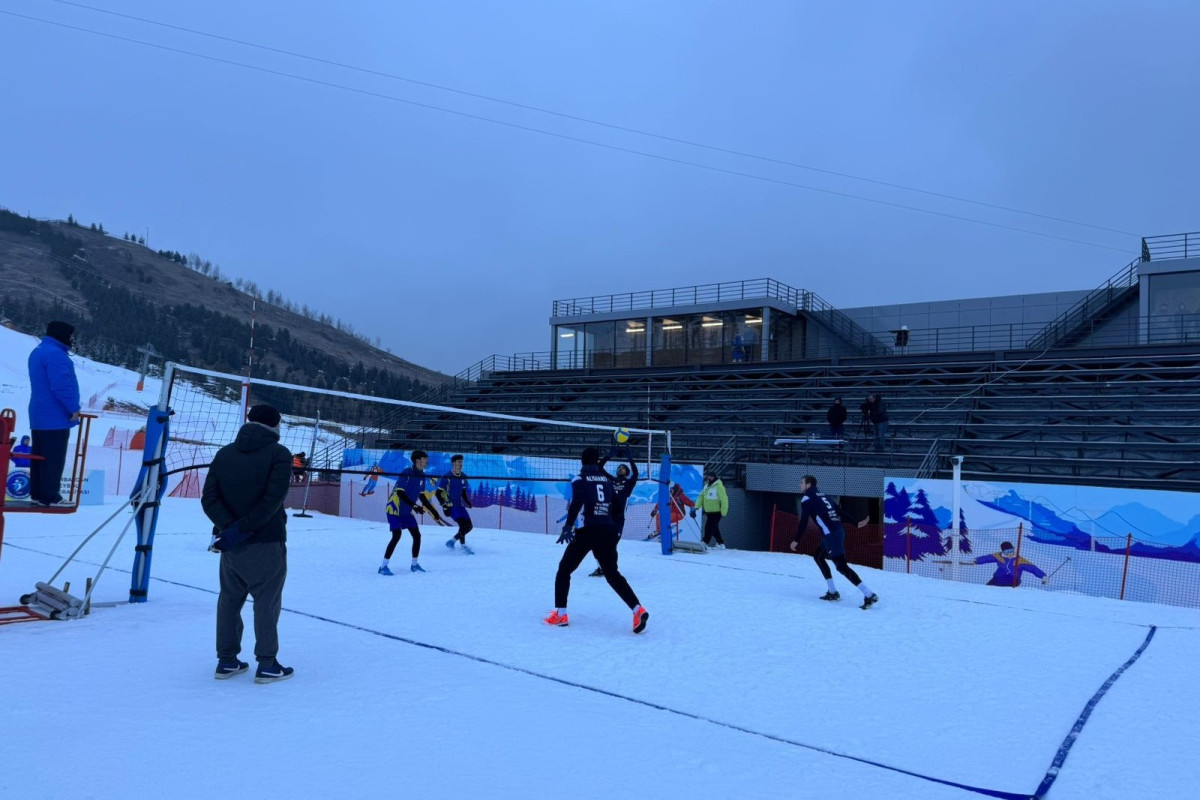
[11,435,33,468]
[731,333,746,364]
[28,321,81,506]
[202,403,294,684]
[292,452,307,483]
[858,396,873,439]
[827,398,848,439]
[695,471,729,549]
[868,393,889,451]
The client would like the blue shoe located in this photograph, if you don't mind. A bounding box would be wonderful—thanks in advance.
[410,563,426,573]
[445,538,457,550]
[214,660,249,680]
[378,565,394,576]
[254,660,294,684]
[460,544,474,555]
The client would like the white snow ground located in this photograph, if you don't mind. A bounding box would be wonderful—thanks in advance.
[3,326,1199,799]
[1,502,1198,800]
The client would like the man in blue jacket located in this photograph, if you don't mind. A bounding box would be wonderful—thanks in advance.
[27,321,81,505]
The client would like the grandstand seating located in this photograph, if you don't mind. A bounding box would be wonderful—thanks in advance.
[373,343,1200,492]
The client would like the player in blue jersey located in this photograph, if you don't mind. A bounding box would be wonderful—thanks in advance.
[544,447,649,633]
[378,450,440,575]
[789,475,878,609]
[437,454,475,555]
[590,445,638,577]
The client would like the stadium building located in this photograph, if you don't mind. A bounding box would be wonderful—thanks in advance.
[365,232,1200,553]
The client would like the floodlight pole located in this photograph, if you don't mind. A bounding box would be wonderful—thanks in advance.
[135,342,160,392]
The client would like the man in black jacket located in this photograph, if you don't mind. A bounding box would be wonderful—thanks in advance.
[868,393,889,451]
[827,398,848,439]
[201,404,294,684]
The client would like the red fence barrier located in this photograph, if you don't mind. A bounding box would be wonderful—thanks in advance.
[768,506,884,569]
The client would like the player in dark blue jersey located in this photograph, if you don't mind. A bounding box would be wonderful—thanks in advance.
[437,454,475,555]
[590,445,638,577]
[378,450,441,575]
[545,447,649,633]
[790,475,878,608]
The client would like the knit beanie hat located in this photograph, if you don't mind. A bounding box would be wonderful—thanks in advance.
[247,404,281,429]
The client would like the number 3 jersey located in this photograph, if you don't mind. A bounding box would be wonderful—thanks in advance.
[565,465,616,530]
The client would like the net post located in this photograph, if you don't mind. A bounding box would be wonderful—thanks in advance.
[1013,523,1025,588]
[129,402,171,603]
[1119,534,1132,600]
[659,452,672,555]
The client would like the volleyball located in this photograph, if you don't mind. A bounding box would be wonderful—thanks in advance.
[613,427,631,444]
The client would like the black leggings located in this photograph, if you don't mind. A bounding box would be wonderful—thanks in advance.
[385,526,421,559]
[556,526,639,609]
[454,517,474,542]
[702,512,724,545]
[814,545,862,585]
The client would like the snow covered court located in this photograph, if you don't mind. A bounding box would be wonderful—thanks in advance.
[2,500,1197,800]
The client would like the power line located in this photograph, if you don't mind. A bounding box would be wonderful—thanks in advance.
[44,0,1136,238]
[2,10,1131,254]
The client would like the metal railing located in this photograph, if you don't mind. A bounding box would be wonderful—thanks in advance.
[1026,259,1140,350]
[1143,232,1199,261]
[802,290,893,357]
[551,278,805,317]
[916,438,944,479]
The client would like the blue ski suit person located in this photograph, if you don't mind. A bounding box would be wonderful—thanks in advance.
[975,542,1047,587]
[27,320,81,505]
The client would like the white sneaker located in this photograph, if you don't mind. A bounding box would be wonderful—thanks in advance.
[716,543,727,550]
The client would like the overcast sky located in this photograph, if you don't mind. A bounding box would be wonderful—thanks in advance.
[3,0,1197,371]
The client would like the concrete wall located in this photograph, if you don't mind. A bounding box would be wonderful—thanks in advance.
[840,290,1090,345]
[746,462,895,498]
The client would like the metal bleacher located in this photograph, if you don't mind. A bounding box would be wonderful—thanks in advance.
[367,343,1200,492]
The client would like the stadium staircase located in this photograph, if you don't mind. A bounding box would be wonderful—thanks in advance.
[1025,259,1140,350]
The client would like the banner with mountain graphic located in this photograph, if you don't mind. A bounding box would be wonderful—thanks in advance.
[883,476,1200,608]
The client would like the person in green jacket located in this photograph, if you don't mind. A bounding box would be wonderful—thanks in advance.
[694,471,729,549]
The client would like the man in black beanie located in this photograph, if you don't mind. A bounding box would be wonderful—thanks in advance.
[27,320,81,505]
[544,446,649,633]
[201,403,295,683]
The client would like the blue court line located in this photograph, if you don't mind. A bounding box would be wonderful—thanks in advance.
[1031,625,1157,799]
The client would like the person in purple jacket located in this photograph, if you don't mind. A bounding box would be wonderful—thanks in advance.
[974,541,1047,587]
[27,321,81,505]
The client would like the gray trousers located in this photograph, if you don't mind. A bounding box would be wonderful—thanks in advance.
[217,541,287,663]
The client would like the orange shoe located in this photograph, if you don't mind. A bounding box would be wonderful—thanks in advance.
[544,610,569,627]
[632,605,649,634]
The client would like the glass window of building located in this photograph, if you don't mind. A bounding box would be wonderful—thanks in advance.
[555,325,584,369]
[653,317,686,366]
[615,319,646,368]
[1147,270,1200,343]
